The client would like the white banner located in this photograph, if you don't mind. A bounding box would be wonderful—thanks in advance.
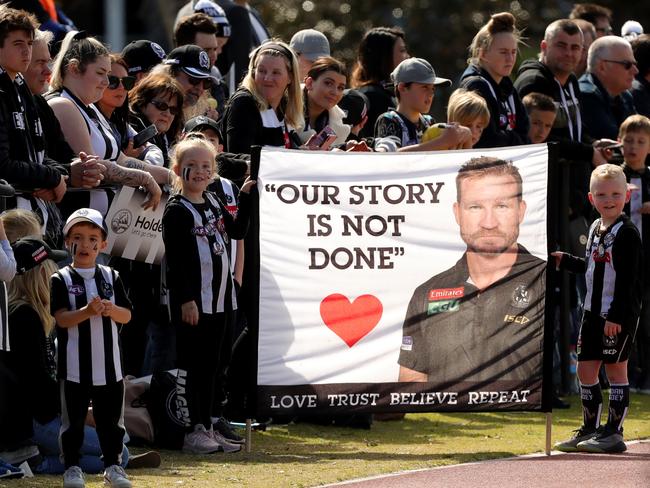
[257,145,549,413]
[105,187,167,264]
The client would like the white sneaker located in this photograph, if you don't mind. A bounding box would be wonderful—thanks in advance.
[183,424,221,454]
[103,465,132,488]
[63,466,85,488]
[210,427,243,453]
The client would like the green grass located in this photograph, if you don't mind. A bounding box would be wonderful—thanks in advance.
[5,394,650,488]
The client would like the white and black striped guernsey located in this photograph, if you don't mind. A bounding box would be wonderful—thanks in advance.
[210,177,239,270]
[46,88,120,217]
[50,265,131,385]
[163,192,238,314]
[583,215,643,327]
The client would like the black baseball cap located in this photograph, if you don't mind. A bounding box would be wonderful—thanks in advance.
[338,89,369,126]
[184,116,223,141]
[12,238,68,275]
[164,45,211,78]
[121,40,167,75]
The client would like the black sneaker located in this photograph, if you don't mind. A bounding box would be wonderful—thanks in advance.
[576,425,627,453]
[213,417,245,444]
[554,425,596,452]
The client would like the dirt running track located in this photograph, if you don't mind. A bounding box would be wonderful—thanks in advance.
[320,440,650,488]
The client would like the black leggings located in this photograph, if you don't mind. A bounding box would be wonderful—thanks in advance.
[175,313,226,429]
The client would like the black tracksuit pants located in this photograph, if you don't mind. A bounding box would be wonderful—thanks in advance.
[59,380,125,468]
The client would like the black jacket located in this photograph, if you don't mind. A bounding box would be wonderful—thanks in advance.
[221,88,301,154]
[0,68,63,190]
[631,78,650,118]
[579,73,637,140]
[459,64,530,148]
[514,59,594,162]
[33,93,76,169]
[0,305,59,449]
[357,82,396,139]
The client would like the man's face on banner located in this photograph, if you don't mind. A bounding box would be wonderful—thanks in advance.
[453,174,526,254]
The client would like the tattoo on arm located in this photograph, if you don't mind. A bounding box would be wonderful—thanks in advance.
[104,161,155,189]
[122,158,146,171]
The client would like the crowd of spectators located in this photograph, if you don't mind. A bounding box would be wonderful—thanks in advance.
[0,0,649,485]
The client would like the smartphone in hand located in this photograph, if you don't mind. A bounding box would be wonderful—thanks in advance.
[132,124,159,148]
[311,126,337,148]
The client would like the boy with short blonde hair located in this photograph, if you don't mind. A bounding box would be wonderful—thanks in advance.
[553,164,643,453]
[619,114,650,394]
[446,88,489,147]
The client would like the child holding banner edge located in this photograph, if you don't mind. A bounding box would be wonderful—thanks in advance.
[162,137,254,454]
[552,164,642,453]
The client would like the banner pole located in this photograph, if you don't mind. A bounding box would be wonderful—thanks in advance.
[545,412,552,455]
[245,418,252,453]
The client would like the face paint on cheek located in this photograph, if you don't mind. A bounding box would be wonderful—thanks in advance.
[70,243,78,257]
[92,243,98,251]
[182,167,192,182]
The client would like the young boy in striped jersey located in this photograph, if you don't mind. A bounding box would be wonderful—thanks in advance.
[619,115,650,394]
[552,164,643,453]
[51,208,132,488]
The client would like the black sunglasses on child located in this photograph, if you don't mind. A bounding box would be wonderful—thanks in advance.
[149,99,181,116]
[108,75,136,90]
[186,76,213,90]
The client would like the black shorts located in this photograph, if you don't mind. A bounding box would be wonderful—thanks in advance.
[577,311,637,363]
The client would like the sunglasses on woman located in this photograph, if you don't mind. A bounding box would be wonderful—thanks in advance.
[186,76,213,90]
[150,99,180,116]
[107,75,136,90]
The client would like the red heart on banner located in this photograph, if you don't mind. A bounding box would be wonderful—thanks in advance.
[319,294,383,347]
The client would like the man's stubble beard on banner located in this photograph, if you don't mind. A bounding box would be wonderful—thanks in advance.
[461,228,520,255]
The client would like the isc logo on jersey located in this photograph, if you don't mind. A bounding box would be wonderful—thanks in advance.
[427,287,464,315]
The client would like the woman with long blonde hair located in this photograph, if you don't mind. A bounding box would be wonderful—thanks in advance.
[221,40,304,153]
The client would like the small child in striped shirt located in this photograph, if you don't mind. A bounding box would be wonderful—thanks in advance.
[51,208,132,488]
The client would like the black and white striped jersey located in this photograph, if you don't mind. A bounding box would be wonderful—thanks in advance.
[208,176,240,270]
[50,265,131,385]
[162,190,250,315]
[562,214,643,330]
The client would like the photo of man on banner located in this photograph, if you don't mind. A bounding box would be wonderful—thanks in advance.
[398,157,546,386]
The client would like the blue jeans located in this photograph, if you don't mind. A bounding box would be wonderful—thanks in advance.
[31,418,129,474]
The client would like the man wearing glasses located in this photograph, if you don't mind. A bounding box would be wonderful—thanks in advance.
[579,36,638,140]
[163,45,213,114]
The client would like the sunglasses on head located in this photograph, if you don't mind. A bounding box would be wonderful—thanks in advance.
[604,59,638,70]
[107,75,136,90]
[149,99,180,116]
[186,76,213,90]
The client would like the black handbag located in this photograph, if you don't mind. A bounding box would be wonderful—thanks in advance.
[146,371,187,449]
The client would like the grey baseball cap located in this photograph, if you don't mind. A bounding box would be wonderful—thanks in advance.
[289,29,330,61]
[390,58,451,86]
